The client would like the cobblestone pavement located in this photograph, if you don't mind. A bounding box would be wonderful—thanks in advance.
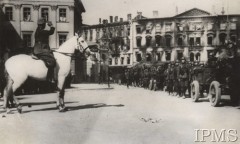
[0,84,240,144]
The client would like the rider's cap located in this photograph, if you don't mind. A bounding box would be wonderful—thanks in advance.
[37,18,46,24]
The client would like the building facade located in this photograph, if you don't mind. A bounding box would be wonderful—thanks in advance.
[132,8,240,64]
[82,17,132,82]
[0,0,86,83]
[80,8,240,82]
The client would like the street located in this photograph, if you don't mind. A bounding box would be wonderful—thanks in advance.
[0,84,240,144]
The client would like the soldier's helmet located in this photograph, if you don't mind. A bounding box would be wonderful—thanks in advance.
[181,57,186,63]
[194,61,199,66]
[200,62,204,67]
[37,18,46,25]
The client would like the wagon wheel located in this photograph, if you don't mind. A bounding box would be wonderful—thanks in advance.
[209,81,221,107]
[191,81,200,102]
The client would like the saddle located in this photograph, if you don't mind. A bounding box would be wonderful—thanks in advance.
[31,53,56,68]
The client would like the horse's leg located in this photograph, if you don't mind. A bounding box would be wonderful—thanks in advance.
[3,76,13,113]
[57,76,67,112]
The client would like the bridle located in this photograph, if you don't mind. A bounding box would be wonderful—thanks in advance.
[77,37,90,53]
[53,36,90,57]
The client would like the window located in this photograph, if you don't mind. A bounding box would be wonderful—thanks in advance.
[220,23,227,30]
[155,35,161,46]
[90,30,93,41]
[207,23,214,30]
[102,54,106,61]
[230,23,236,30]
[177,52,183,60]
[136,25,141,34]
[156,53,161,61]
[41,8,49,21]
[231,35,236,43]
[115,57,118,65]
[165,52,171,61]
[196,37,201,46]
[84,31,88,40]
[146,36,152,47]
[136,53,142,62]
[165,24,171,32]
[23,34,32,47]
[189,37,194,46]
[146,53,151,61]
[121,57,124,65]
[59,34,67,46]
[136,37,142,47]
[219,33,226,45]
[5,7,13,21]
[127,56,130,64]
[208,37,213,45]
[178,37,183,46]
[190,53,194,61]
[195,53,201,61]
[109,58,112,65]
[23,7,31,21]
[156,24,161,33]
[166,37,171,47]
[59,8,67,22]
[127,28,130,36]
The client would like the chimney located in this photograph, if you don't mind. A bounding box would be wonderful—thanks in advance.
[137,12,142,18]
[120,18,123,22]
[114,16,118,22]
[221,7,225,15]
[212,5,216,15]
[127,14,132,21]
[99,18,102,24]
[110,16,113,23]
[105,19,108,24]
[175,6,178,15]
[103,19,108,24]
[153,11,158,18]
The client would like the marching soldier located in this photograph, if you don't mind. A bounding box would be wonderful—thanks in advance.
[173,61,180,96]
[179,58,188,98]
[165,63,174,95]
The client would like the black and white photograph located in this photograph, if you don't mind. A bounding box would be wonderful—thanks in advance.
[0,0,240,143]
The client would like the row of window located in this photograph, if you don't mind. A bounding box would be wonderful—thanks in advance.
[135,52,202,62]
[135,22,237,34]
[22,33,67,47]
[109,57,131,65]
[4,6,68,22]
[135,34,237,47]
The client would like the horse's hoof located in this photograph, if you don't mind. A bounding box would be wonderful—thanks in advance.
[17,106,22,114]
[59,106,67,112]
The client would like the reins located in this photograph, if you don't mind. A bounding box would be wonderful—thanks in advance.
[52,46,90,58]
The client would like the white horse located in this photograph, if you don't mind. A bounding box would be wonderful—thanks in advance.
[3,33,91,112]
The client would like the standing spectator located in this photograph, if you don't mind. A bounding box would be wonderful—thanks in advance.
[125,69,130,88]
[179,58,188,98]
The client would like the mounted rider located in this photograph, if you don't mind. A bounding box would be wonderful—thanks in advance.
[33,18,56,83]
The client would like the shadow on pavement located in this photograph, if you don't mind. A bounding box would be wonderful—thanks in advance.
[22,103,124,114]
[21,101,78,106]
[67,103,124,111]
[67,87,114,91]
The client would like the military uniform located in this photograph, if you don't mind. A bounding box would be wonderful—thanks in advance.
[165,64,174,95]
[34,19,56,68]
[179,63,188,97]
[173,63,180,96]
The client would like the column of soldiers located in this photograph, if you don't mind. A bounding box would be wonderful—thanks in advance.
[122,58,206,99]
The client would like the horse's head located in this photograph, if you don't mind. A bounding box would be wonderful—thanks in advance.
[75,33,93,57]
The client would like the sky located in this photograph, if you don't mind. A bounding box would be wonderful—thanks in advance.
[81,0,240,25]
